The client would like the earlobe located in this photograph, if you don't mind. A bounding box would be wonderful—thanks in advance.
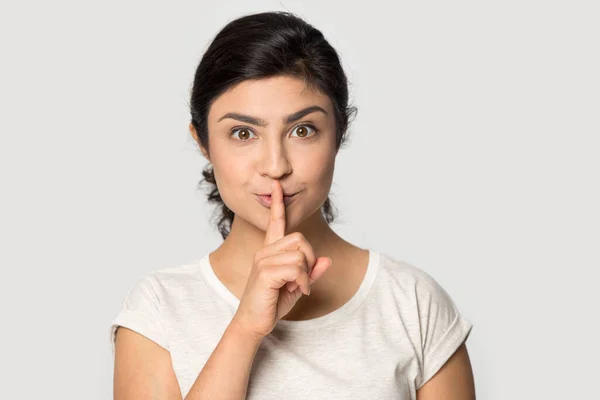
[189,123,211,162]
[189,123,199,142]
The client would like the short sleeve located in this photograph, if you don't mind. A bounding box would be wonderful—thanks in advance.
[413,270,473,390]
[109,275,169,356]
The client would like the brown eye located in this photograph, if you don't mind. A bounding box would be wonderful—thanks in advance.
[231,127,256,141]
[296,127,308,137]
[291,124,317,138]
[239,129,250,140]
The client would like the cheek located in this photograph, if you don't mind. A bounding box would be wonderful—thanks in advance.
[211,157,248,205]
[294,149,336,205]
[306,147,336,183]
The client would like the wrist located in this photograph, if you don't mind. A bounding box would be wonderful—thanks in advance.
[228,318,265,345]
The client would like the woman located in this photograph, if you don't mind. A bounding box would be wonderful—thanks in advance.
[110,11,475,400]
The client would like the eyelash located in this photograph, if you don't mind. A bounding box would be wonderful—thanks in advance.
[229,123,319,141]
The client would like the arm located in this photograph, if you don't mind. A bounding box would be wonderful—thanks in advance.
[113,320,263,400]
[113,327,183,400]
[416,342,476,400]
[184,320,264,400]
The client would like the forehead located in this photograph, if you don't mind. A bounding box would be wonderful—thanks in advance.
[208,75,333,121]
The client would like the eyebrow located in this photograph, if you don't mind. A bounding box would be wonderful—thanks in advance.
[217,105,327,127]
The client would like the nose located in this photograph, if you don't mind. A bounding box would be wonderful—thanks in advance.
[258,137,292,179]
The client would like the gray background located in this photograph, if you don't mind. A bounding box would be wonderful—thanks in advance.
[1,0,598,398]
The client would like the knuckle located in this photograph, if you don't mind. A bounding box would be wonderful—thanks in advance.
[292,251,305,265]
[291,232,306,243]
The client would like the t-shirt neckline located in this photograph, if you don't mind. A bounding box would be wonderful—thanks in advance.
[198,248,380,331]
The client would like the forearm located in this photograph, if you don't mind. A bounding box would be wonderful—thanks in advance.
[184,320,263,400]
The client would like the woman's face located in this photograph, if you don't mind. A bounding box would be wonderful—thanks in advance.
[194,75,338,233]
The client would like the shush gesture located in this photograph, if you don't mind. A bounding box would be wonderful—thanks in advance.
[231,180,333,339]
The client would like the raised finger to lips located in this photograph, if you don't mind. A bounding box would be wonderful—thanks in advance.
[263,180,286,246]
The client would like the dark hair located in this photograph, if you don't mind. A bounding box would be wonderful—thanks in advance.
[189,11,358,240]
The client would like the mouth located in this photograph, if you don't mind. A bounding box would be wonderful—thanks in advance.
[257,192,298,197]
[255,192,298,208]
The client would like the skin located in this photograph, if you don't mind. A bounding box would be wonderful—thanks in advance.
[188,75,475,398]
[117,74,477,399]
[416,342,476,399]
[189,75,369,320]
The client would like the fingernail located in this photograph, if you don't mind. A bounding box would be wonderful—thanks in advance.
[327,257,333,265]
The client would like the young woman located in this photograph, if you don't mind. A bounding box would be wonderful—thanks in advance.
[110,11,475,400]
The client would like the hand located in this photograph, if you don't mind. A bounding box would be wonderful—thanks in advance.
[231,180,333,339]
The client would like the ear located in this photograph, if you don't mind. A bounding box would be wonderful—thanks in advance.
[189,123,210,162]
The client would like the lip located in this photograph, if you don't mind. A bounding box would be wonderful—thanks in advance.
[257,192,297,197]
[255,192,298,208]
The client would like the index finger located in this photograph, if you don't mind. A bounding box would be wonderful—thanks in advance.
[263,180,286,245]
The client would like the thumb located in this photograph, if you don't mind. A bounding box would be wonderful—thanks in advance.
[308,256,332,284]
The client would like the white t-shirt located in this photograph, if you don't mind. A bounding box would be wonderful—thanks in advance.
[109,249,473,399]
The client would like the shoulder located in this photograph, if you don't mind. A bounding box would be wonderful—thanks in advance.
[376,251,454,303]
[149,260,205,289]
[132,259,209,307]
[109,258,206,353]
[372,250,471,352]
[373,251,473,389]
[375,251,466,324]
[117,258,206,316]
